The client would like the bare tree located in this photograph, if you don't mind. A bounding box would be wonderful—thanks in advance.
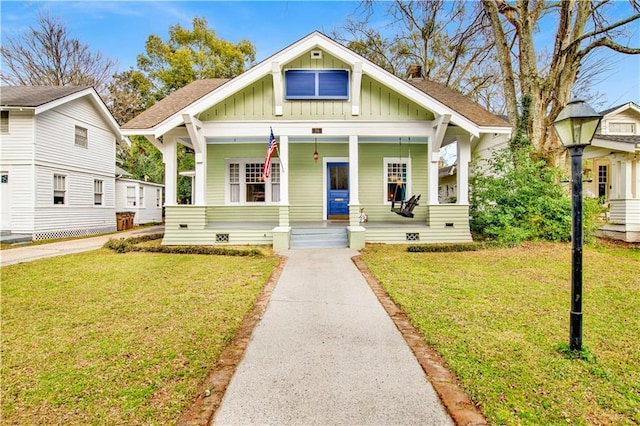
[482,0,640,162]
[332,1,503,113]
[1,13,116,93]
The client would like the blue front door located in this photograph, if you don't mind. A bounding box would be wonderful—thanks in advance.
[327,162,349,219]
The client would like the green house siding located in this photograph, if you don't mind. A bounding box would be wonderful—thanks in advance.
[198,60,433,121]
[204,141,432,223]
[357,142,428,222]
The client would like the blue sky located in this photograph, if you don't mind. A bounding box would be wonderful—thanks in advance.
[1,0,639,109]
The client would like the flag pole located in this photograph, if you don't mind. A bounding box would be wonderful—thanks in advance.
[271,127,285,174]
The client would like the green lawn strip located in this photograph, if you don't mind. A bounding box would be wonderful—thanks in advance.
[1,249,279,424]
[360,242,640,425]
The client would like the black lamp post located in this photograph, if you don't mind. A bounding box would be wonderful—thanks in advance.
[552,100,603,352]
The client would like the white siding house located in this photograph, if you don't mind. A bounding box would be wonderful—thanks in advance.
[0,86,125,240]
[115,177,164,224]
[584,102,640,242]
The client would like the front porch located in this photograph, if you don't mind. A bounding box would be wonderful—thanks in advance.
[161,203,472,251]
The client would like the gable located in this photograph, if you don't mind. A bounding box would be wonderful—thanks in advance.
[123,31,509,137]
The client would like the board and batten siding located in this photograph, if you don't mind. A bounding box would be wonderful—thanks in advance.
[34,97,115,176]
[199,51,433,122]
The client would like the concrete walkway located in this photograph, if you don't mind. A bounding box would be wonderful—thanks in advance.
[213,248,454,426]
[0,225,164,267]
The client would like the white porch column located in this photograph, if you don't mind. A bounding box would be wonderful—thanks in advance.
[279,135,289,205]
[194,147,207,205]
[427,141,440,205]
[164,137,178,206]
[349,135,360,205]
[632,156,639,199]
[456,134,471,205]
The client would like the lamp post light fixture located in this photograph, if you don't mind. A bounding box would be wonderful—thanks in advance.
[552,99,603,352]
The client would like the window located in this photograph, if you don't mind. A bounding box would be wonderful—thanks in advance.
[94,179,103,205]
[227,160,280,204]
[139,187,144,207]
[75,125,88,147]
[245,163,265,202]
[1,111,9,134]
[53,174,66,204]
[609,122,635,134]
[385,158,411,203]
[285,69,349,100]
[126,186,136,207]
[156,188,162,207]
[598,165,608,198]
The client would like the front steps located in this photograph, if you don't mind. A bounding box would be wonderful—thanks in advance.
[289,227,348,249]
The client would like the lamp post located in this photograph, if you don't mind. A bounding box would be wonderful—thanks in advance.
[552,100,603,352]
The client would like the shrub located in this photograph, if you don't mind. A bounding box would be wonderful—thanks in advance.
[103,233,263,256]
[470,146,601,245]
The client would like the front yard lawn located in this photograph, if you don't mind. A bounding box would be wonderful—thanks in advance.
[1,249,279,424]
[360,241,639,425]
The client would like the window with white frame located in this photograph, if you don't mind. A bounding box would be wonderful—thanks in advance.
[139,187,144,207]
[227,160,280,204]
[609,122,635,134]
[1,111,9,134]
[53,174,66,204]
[384,158,411,203]
[94,179,103,205]
[156,188,162,207]
[126,186,136,207]
[75,125,88,148]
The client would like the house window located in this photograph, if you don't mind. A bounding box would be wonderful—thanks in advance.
[139,187,144,207]
[385,159,411,203]
[598,165,608,198]
[53,174,66,205]
[609,122,635,134]
[156,188,162,207]
[285,69,349,100]
[75,125,88,147]
[1,111,9,134]
[94,179,103,205]
[227,160,280,204]
[245,163,265,202]
[126,186,136,207]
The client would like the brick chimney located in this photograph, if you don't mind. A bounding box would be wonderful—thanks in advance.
[407,64,423,79]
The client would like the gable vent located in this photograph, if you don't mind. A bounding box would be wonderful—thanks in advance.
[310,50,322,59]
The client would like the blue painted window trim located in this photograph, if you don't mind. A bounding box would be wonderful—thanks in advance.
[285,69,349,100]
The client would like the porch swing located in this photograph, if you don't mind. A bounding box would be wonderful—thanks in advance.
[390,137,421,218]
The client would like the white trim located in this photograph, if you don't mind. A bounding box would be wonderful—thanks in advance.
[224,158,281,205]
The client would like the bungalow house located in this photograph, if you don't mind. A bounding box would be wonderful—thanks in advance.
[584,102,640,242]
[0,86,125,241]
[121,31,511,250]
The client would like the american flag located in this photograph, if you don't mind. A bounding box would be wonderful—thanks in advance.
[262,129,278,181]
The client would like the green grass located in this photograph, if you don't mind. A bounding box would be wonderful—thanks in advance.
[1,248,279,424]
[360,241,640,425]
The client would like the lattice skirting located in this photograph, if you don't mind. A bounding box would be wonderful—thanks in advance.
[33,226,117,241]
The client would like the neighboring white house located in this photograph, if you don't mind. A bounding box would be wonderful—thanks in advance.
[0,86,125,240]
[115,166,164,224]
[584,102,640,242]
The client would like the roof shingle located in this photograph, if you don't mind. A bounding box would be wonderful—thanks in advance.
[121,79,230,129]
[0,85,91,107]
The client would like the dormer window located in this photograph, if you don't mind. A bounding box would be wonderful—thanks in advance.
[285,69,349,100]
[608,122,635,134]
